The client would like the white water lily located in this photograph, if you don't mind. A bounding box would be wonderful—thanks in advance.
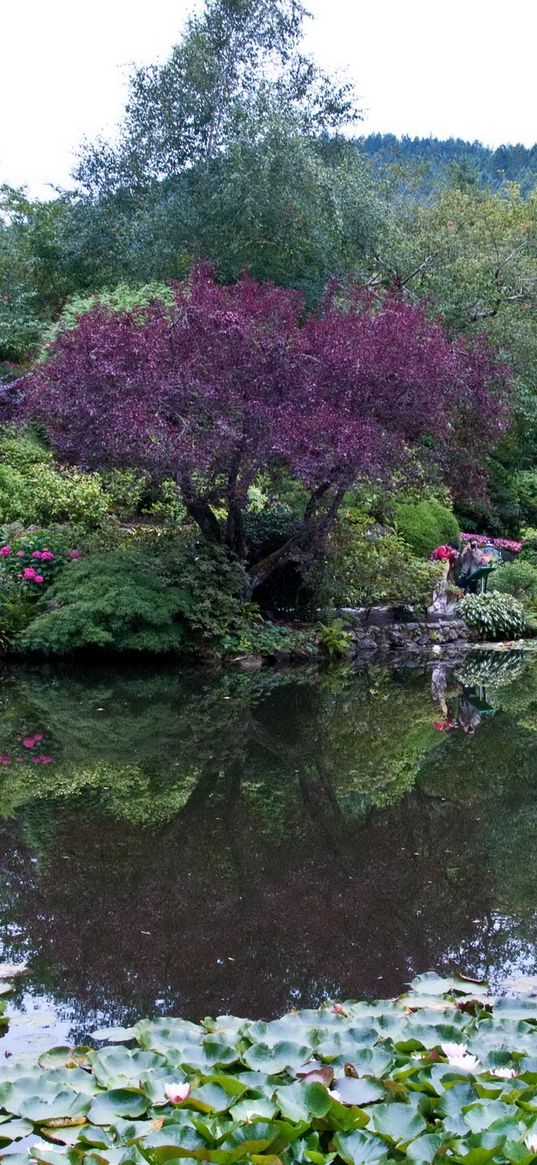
[164,1082,191,1103]
[442,1042,480,1071]
[490,1066,517,1079]
[525,1133,537,1154]
[442,1041,468,1058]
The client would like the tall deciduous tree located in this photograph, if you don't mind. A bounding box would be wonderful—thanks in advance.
[13,270,509,591]
[76,0,358,196]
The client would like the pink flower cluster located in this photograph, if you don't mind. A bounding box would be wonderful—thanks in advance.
[0,545,11,557]
[31,549,55,561]
[69,549,81,559]
[20,567,44,584]
[460,532,522,553]
[0,754,53,764]
[22,733,43,748]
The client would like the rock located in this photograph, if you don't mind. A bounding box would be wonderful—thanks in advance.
[391,604,415,623]
[355,637,378,653]
[238,654,263,671]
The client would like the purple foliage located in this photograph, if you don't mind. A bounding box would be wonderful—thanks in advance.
[15,269,510,583]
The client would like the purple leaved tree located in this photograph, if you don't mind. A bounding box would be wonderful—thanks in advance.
[13,269,510,593]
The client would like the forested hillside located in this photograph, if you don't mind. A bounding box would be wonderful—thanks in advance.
[358,133,537,194]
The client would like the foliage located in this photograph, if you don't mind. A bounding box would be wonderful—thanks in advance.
[18,537,247,656]
[328,518,442,610]
[0,531,78,588]
[5,976,537,1165]
[220,620,318,661]
[360,132,537,195]
[75,0,358,195]
[394,498,460,557]
[515,470,537,526]
[40,283,175,350]
[458,591,528,640]
[0,430,110,529]
[316,618,353,657]
[12,269,509,595]
[490,561,537,605]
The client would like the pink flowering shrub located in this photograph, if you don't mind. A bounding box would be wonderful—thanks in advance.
[460,532,522,554]
[0,533,81,592]
[0,730,53,766]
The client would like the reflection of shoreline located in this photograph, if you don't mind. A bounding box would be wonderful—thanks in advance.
[1,655,537,1052]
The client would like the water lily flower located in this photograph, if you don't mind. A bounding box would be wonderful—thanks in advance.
[442,1042,480,1071]
[525,1133,537,1154]
[164,1082,191,1103]
[490,1066,517,1078]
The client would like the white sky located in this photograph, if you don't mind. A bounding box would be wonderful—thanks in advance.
[2,0,537,197]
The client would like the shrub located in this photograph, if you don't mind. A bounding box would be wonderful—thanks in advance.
[220,621,318,660]
[0,429,109,529]
[0,531,79,589]
[516,468,537,525]
[19,537,247,655]
[490,560,537,604]
[458,591,527,640]
[394,497,460,557]
[39,282,175,353]
[328,520,442,610]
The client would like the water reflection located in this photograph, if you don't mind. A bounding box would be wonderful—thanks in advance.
[0,652,537,1047]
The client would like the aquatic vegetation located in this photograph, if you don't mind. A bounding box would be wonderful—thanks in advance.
[3,975,537,1164]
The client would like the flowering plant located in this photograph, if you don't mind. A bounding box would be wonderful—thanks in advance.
[460,532,522,553]
[0,729,53,766]
[0,534,80,590]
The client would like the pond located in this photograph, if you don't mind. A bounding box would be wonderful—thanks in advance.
[1,649,537,1054]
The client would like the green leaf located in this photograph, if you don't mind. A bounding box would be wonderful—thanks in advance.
[88,1089,149,1124]
[405,1133,445,1163]
[333,1129,390,1164]
[243,1041,312,1074]
[370,1102,427,1145]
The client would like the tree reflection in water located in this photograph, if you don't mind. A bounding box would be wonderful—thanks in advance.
[0,654,536,1043]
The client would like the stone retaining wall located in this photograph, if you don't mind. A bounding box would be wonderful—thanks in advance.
[340,606,469,660]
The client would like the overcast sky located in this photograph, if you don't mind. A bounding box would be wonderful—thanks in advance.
[2,0,537,197]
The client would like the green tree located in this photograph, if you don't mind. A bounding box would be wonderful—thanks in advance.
[75,0,358,196]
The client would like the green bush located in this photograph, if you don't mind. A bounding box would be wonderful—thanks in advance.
[20,537,247,656]
[39,283,175,353]
[328,519,442,610]
[516,469,537,525]
[0,429,109,529]
[458,591,527,640]
[490,559,537,604]
[394,497,460,557]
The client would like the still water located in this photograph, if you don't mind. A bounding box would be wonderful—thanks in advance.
[1,649,537,1052]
